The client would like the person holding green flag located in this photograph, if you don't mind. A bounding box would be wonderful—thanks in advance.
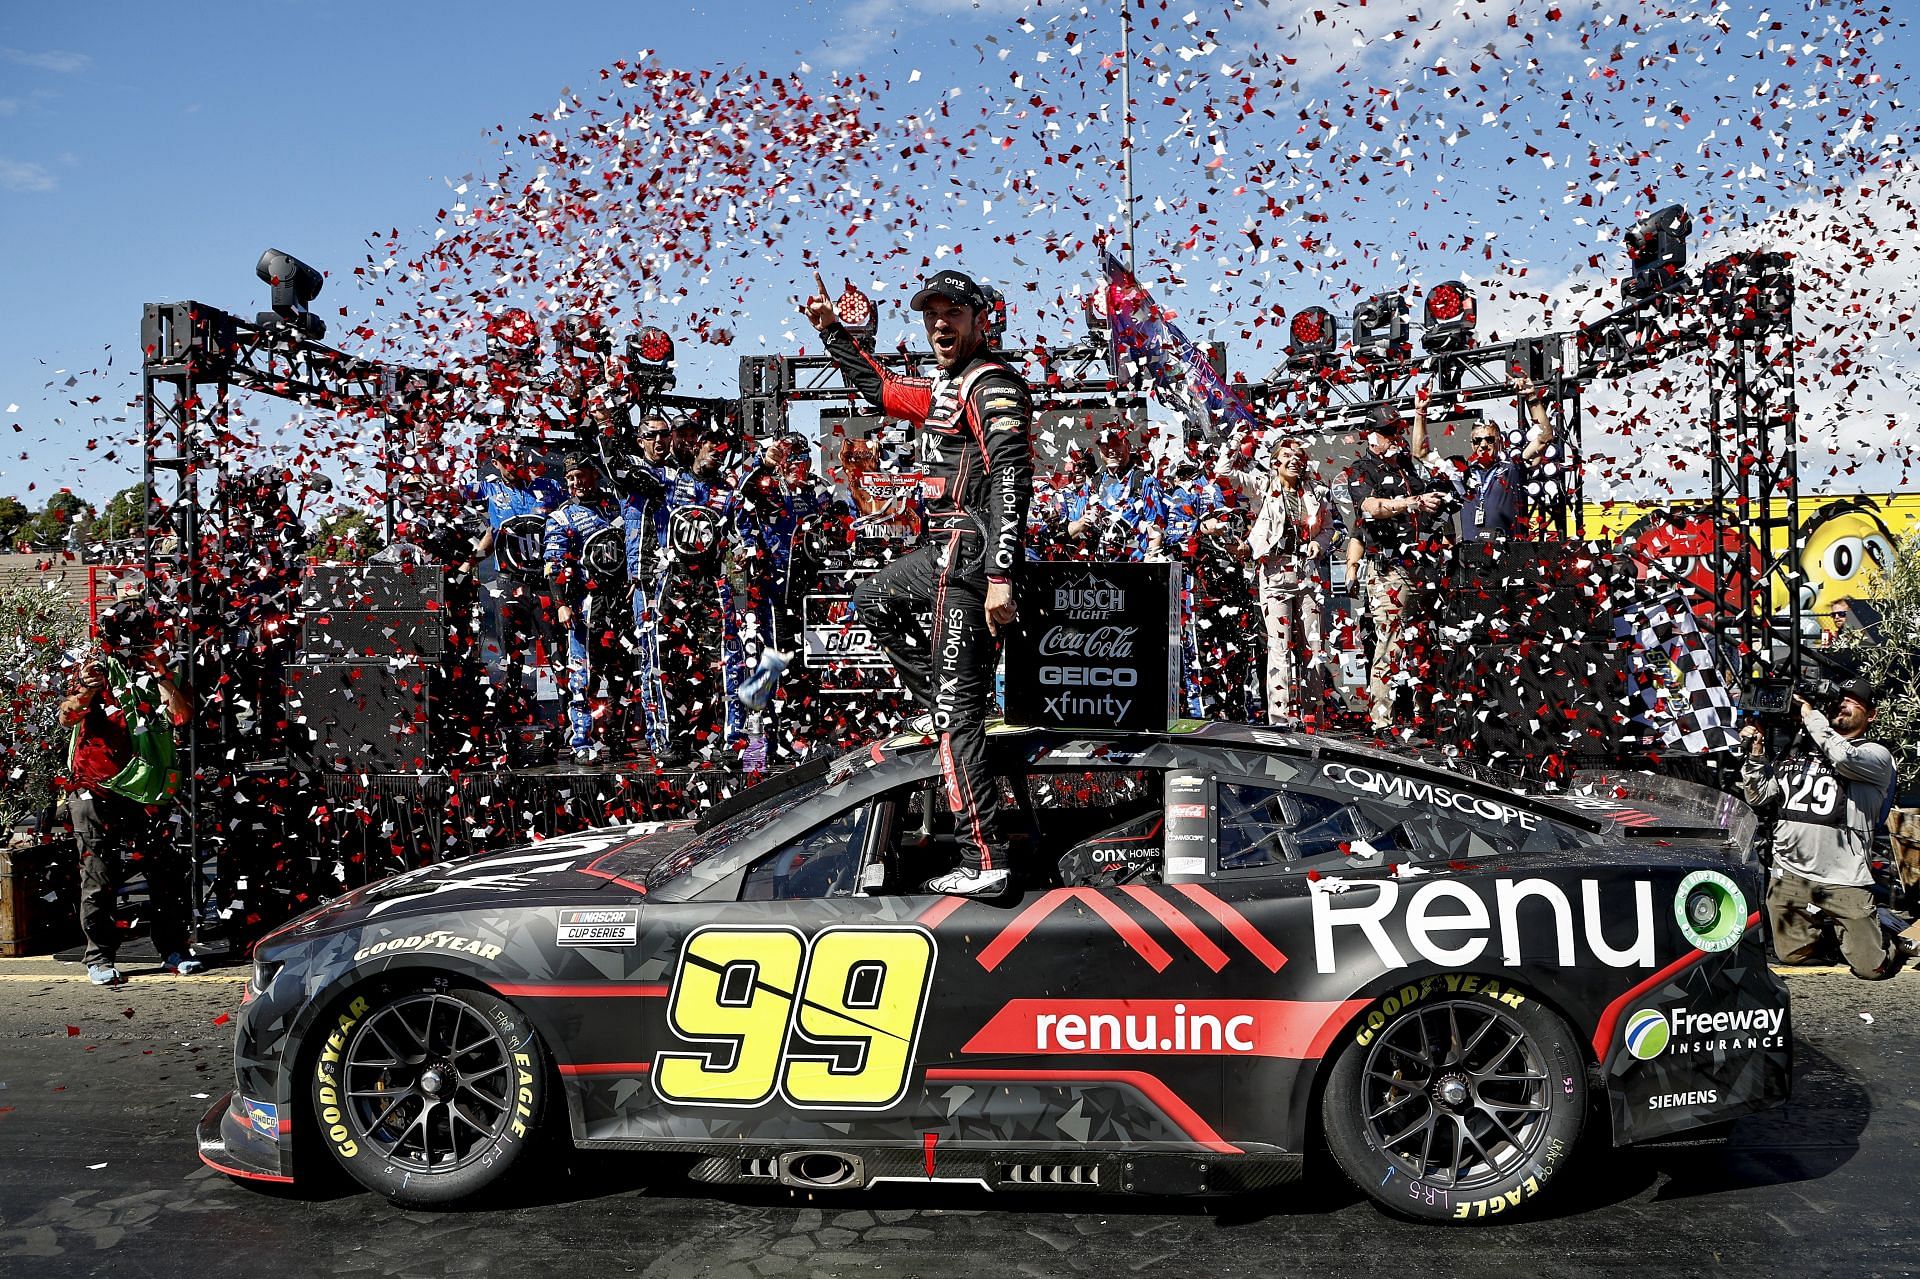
[57,600,194,986]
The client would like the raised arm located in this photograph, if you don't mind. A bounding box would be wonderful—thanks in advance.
[800,273,933,424]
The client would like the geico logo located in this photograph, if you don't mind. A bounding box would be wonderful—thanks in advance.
[1321,762,1540,830]
[1311,877,1656,974]
[1038,665,1138,687]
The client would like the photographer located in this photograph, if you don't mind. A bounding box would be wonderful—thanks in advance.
[57,602,195,986]
[1741,681,1914,978]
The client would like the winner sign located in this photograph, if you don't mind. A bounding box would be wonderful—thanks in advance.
[1005,562,1177,732]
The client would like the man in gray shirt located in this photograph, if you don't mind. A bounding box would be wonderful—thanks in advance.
[1741,680,1911,978]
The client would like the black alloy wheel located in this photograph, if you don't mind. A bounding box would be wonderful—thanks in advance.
[1323,990,1585,1222]
[311,984,547,1206]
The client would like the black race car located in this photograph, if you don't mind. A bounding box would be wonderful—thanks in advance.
[199,723,1789,1222]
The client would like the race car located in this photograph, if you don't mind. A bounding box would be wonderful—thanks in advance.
[198,722,1789,1223]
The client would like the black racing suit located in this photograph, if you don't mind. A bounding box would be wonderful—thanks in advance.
[821,322,1034,874]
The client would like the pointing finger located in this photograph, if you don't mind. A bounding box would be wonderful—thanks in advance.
[814,271,829,300]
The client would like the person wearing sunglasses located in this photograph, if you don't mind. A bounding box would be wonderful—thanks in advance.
[1425,375,1556,541]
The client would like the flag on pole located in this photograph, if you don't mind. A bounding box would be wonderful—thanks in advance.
[1101,251,1262,440]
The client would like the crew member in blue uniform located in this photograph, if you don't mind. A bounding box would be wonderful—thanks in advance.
[657,430,748,759]
[618,418,678,758]
[542,453,627,763]
[472,440,565,744]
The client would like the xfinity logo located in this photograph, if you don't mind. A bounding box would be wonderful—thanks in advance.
[1311,878,1655,974]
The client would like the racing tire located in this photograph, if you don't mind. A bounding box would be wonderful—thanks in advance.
[309,983,549,1208]
[1322,982,1586,1223]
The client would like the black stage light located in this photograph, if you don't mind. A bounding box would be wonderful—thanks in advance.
[1352,291,1410,360]
[979,283,1008,349]
[1703,251,1793,337]
[1422,282,1477,354]
[1505,335,1555,383]
[626,324,678,391]
[835,282,880,348]
[1285,305,1337,369]
[255,248,325,340]
[1623,204,1692,298]
[485,308,541,376]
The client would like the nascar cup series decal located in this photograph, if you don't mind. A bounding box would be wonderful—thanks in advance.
[1673,870,1748,953]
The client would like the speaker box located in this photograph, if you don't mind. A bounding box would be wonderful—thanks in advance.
[285,662,434,774]
[298,563,445,612]
[299,610,445,660]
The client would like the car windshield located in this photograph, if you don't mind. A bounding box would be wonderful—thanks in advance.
[640,766,861,891]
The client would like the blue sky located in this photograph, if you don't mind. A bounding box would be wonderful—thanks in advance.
[4,0,1917,509]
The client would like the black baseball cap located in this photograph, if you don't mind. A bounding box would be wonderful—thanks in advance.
[1840,678,1877,711]
[561,452,599,475]
[910,269,989,312]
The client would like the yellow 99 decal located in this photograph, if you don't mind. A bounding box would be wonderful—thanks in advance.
[652,925,937,1110]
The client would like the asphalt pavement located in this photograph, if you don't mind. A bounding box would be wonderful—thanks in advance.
[2,956,1917,1279]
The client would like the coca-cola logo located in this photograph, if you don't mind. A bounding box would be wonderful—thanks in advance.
[1037,625,1137,659]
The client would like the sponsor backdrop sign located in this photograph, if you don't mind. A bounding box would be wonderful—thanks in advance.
[1005,561,1176,731]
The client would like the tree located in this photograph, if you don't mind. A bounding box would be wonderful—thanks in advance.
[0,495,29,550]
[0,578,86,827]
[311,507,383,562]
[85,484,147,546]
[1840,527,1920,800]
[21,492,97,551]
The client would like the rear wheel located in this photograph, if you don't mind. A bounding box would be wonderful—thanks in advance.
[1322,986,1585,1223]
[309,984,547,1207]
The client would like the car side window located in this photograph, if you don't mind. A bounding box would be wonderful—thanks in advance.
[740,804,870,901]
[1217,780,1398,873]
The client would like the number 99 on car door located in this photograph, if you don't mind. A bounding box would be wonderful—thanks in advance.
[653,925,939,1111]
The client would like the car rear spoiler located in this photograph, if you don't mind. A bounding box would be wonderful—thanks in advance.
[1569,769,1761,859]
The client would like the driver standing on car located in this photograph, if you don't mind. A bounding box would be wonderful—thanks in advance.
[1741,681,1915,978]
[800,268,1034,897]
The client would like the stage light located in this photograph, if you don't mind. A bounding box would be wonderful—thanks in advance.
[979,283,1008,349]
[1421,282,1477,353]
[835,281,880,348]
[1083,287,1112,343]
[1505,335,1555,383]
[485,308,541,375]
[1285,305,1336,368]
[1703,251,1793,337]
[254,248,325,340]
[626,324,677,391]
[1623,204,1692,298]
[1351,291,1410,360]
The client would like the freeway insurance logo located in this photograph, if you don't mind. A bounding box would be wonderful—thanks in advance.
[1624,1008,1670,1060]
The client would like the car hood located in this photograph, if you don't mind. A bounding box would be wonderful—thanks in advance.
[264,821,698,943]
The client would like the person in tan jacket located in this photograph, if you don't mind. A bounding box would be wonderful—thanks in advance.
[1248,438,1329,723]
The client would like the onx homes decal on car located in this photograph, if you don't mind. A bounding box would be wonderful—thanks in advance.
[197,725,1789,1225]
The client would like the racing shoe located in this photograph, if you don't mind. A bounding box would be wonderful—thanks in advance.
[902,712,936,738]
[924,866,1011,898]
[87,964,123,987]
[163,952,204,976]
[736,649,793,711]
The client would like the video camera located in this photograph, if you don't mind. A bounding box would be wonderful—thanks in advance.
[1745,672,1845,725]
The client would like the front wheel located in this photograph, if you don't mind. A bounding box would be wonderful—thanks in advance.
[310,984,548,1207]
[1322,985,1585,1223]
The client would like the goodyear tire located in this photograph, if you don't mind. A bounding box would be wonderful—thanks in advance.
[309,984,548,1207]
[1322,977,1585,1223]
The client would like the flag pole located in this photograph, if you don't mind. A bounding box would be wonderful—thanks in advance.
[1120,0,1136,275]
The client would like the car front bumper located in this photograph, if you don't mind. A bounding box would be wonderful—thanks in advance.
[197,1091,294,1184]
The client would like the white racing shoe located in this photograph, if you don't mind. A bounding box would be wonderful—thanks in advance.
[736,649,793,711]
[924,867,1011,898]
